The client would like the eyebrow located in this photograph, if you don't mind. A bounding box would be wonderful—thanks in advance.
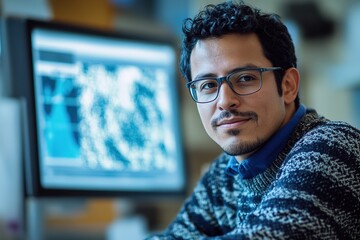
[193,64,260,80]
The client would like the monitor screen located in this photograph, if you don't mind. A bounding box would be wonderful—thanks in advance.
[4,18,186,197]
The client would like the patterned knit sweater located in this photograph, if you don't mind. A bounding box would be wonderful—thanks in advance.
[147,109,360,239]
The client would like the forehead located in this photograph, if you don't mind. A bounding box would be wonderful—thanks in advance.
[190,33,272,77]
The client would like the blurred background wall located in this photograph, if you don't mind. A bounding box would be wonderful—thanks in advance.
[0,0,359,239]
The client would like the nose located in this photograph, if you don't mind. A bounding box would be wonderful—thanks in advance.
[216,81,241,110]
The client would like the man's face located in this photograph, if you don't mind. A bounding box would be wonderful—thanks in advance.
[190,33,295,161]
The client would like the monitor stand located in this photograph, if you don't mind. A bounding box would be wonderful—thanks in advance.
[26,197,45,240]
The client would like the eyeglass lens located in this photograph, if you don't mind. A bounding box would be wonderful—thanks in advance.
[189,69,262,103]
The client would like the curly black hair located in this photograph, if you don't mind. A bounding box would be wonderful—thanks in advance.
[180,0,299,106]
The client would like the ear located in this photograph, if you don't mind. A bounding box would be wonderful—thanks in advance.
[281,67,300,105]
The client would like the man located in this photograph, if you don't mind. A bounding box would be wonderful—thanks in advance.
[147,1,360,239]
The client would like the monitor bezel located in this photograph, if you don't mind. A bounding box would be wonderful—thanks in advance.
[6,17,187,198]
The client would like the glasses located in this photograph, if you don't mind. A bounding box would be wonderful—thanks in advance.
[186,67,282,103]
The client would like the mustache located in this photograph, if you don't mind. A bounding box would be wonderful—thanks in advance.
[211,110,258,128]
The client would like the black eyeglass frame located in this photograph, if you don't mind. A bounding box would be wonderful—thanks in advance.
[186,67,283,103]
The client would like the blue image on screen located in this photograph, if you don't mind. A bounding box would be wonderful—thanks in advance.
[41,75,80,159]
[39,63,173,171]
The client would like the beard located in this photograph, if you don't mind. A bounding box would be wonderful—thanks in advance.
[221,132,265,156]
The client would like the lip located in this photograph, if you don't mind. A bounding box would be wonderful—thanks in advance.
[216,117,251,128]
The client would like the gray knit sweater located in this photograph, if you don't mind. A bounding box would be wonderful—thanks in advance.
[147,109,360,239]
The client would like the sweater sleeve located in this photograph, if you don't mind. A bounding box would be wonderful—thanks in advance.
[207,122,360,240]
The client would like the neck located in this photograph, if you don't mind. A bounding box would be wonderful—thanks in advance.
[282,102,297,127]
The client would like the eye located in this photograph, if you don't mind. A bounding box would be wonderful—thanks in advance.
[231,70,260,84]
[236,74,256,82]
[199,80,217,91]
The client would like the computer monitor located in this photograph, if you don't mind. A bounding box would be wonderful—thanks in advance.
[3,17,186,197]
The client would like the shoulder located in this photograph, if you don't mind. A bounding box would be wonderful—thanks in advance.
[298,120,360,151]
[201,153,231,181]
[282,120,360,179]
[297,108,359,141]
[308,120,359,136]
[196,153,236,193]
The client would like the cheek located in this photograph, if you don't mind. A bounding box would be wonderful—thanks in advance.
[258,81,285,108]
[250,86,285,125]
[257,95,286,131]
[197,105,214,134]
